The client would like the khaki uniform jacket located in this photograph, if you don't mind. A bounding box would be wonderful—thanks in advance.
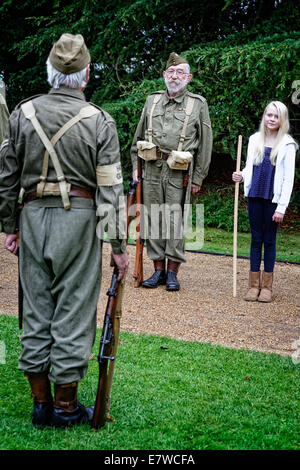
[130,88,213,187]
[0,87,126,253]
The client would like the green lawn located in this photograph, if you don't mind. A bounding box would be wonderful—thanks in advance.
[128,226,300,263]
[0,315,299,451]
[187,227,300,263]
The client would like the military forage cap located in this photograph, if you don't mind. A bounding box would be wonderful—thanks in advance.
[166,52,188,69]
[49,33,90,74]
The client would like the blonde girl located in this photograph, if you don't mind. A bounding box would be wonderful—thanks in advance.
[232,101,298,302]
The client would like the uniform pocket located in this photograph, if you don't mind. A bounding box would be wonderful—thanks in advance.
[168,177,183,189]
[144,159,163,181]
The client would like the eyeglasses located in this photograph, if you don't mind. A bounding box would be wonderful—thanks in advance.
[165,69,188,77]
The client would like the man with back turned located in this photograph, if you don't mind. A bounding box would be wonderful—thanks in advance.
[0,33,129,427]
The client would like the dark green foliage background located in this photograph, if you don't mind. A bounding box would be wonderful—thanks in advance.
[0,0,299,231]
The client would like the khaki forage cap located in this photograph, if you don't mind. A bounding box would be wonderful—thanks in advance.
[49,33,90,74]
[166,52,188,69]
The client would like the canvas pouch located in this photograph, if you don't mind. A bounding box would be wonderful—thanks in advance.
[167,150,193,170]
[137,140,158,161]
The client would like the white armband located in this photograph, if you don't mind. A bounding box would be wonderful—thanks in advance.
[96,162,123,186]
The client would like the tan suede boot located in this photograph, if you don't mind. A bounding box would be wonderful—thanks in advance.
[244,271,261,301]
[258,271,273,302]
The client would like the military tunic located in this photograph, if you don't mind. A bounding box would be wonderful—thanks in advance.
[130,88,212,263]
[0,87,126,383]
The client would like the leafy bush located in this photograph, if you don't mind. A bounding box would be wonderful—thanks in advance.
[196,190,250,232]
[97,32,300,178]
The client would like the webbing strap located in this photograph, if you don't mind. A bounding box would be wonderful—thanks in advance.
[21,100,71,210]
[147,94,162,143]
[147,94,195,151]
[177,97,195,151]
[39,105,100,195]
[21,102,100,210]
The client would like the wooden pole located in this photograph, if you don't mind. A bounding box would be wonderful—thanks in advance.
[233,135,242,297]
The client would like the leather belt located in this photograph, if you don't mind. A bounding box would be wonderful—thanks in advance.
[24,186,94,204]
[156,151,170,161]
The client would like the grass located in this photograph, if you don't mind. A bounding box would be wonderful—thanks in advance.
[127,226,300,263]
[186,227,300,263]
[0,314,299,451]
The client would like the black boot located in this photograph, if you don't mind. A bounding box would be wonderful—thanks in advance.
[142,260,166,288]
[166,260,181,291]
[25,371,53,428]
[50,382,94,427]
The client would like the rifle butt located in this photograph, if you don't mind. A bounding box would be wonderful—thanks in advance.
[91,366,108,429]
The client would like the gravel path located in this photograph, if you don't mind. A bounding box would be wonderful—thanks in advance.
[0,233,299,357]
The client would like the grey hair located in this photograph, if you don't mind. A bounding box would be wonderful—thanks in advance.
[46,58,88,89]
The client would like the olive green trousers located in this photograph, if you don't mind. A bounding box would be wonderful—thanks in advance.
[18,202,102,384]
[142,160,188,264]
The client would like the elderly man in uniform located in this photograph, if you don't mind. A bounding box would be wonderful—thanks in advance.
[0,34,129,427]
[130,52,212,291]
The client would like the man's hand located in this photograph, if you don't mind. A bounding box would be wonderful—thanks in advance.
[132,169,144,181]
[111,251,130,282]
[5,234,18,255]
[191,184,201,196]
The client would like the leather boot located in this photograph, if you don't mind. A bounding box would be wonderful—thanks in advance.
[50,382,94,427]
[244,271,261,301]
[25,371,53,427]
[142,260,166,288]
[166,260,180,291]
[258,271,273,302]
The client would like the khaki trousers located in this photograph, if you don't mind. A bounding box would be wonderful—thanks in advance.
[18,203,102,384]
[143,160,189,263]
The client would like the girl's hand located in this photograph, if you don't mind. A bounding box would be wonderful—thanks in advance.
[232,171,243,182]
[272,211,284,223]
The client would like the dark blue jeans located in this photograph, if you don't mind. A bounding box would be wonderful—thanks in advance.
[248,197,278,273]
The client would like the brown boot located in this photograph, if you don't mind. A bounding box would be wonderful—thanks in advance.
[258,271,273,302]
[25,371,53,427]
[244,271,261,301]
[166,260,181,291]
[51,382,94,427]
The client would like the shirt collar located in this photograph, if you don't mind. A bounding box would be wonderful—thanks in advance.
[49,86,86,101]
[162,88,188,105]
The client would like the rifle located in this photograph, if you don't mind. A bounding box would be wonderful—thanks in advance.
[91,265,124,429]
[15,203,23,330]
[126,180,137,242]
[132,149,144,287]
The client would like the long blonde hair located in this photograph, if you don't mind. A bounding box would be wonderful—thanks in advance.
[253,101,290,165]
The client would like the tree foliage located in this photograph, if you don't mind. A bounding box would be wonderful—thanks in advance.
[1,0,298,108]
[0,0,299,176]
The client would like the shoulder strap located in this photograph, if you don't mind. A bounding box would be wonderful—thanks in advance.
[39,105,100,194]
[177,97,195,151]
[21,100,71,210]
[147,94,162,143]
[21,102,100,209]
